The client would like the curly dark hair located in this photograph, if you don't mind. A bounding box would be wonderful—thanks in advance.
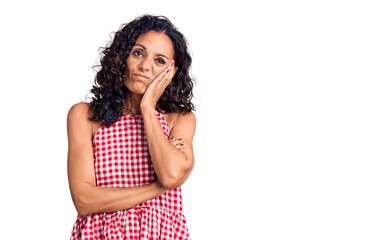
[89,14,195,127]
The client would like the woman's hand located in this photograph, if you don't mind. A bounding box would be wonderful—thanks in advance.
[169,136,184,150]
[140,60,177,112]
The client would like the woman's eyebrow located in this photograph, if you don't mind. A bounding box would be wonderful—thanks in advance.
[134,43,146,49]
[134,43,169,59]
[157,54,169,59]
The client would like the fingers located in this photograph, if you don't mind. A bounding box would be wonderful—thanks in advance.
[166,61,176,79]
[170,136,183,145]
[157,60,176,89]
[169,136,184,149]
[141,60,177,110]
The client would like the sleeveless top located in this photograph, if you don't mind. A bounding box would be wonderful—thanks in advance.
[70,110,190,240]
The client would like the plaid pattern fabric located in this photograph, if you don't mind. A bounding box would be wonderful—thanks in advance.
[70,110,190,240]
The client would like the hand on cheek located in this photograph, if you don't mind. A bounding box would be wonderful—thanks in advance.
[141,61,177,111]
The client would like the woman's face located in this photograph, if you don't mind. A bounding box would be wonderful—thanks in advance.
[125,30,175,94]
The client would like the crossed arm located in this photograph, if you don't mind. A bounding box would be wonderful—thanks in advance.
[67,103,195,215]
[142,107,196,189]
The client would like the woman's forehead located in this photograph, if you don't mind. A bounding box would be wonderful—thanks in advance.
[134,30,174,59]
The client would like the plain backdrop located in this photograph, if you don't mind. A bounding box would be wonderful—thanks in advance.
[0,0,390,239]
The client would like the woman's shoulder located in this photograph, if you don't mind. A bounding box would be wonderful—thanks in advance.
[67,102,101,136]
[68,102,91,120]
[162,111,196,130]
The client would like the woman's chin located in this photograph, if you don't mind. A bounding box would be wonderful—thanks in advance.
[125,85,146,95]
[131,90,145,95]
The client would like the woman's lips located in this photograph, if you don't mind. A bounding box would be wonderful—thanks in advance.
[134,73,150,80]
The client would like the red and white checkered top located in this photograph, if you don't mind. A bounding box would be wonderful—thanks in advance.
[70,110,190,240]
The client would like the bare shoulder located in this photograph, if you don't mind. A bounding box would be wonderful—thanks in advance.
[165,111,196,132]
[67,102,100,137]
[67,102,92,124]
[177,111,196,124]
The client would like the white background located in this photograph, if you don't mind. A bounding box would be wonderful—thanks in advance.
[0,0,390,239]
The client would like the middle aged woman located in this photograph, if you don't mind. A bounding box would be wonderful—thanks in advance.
[67,14,196,239]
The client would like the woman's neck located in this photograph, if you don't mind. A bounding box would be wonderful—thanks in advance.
[124,92,143,115]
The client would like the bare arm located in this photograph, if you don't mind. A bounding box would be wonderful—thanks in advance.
[67,103,168,216]
[138,60,196,189]
[141,108,196,189]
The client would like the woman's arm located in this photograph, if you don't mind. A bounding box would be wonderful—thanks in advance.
[141,108,196,189]
[67,103,168,216]
[139,60,196,189]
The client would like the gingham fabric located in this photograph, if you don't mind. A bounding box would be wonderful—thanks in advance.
[70,110,190,240]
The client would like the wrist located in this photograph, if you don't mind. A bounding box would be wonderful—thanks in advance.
[140,105,156,114]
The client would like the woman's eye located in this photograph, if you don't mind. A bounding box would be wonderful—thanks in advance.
[156,58,166,65]
[133,50,142,57]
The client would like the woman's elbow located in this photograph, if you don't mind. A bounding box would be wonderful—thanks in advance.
[160,163,193,189]
[160,176,182,189]
[76,207,89,216]
[72,191,93,216]
[75,202,91,216]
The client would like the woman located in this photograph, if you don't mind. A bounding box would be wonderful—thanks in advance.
[67,15,196,239]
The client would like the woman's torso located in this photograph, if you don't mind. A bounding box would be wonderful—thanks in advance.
[70,107,190,239]
[91,110,183,211]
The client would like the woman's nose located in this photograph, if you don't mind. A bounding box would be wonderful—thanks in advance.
[138,58,153,72]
